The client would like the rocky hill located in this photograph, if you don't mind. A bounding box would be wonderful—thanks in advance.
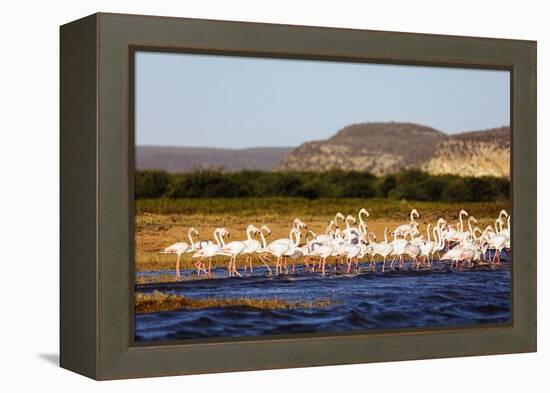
[278,122,509,177]
[422,127,510,177]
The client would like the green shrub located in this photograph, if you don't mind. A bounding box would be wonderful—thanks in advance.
[135,170,170,199]
[134,169,510,202]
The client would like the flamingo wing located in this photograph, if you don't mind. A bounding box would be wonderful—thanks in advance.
[162,242,189,254]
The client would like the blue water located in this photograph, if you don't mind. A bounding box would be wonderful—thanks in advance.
[134,258,511,342]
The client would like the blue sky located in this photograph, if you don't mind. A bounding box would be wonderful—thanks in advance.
[135,51,510,148]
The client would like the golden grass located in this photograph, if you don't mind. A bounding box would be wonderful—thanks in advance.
[135,291,333,314]
[136,197,509,219]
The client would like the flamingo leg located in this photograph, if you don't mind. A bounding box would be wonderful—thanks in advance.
[259,254,272,276]
[304,255,311,271]
[232,257,242,277]
[194,257,204,276]
[227,258,233,277]
[176,254,181,278]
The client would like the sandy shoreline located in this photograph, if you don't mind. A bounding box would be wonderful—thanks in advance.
[136,213,500,273]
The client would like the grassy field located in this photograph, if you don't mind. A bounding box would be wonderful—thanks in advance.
[136,197,508,219]
[135,197,509,274]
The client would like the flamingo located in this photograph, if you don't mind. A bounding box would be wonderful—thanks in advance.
[313,221,337,244]
[440,246,476,269]
[269,218,306,248]
[306,242,334,275]
[358,208,369,229]
[283,230,306,273]
[502,214,511,250]
[342,214,359,241]
[418,223,436,267]
[392,208,420,238]
[328,228,347,271]
[389,230,409,270]
[340,243,362,273]
[191,228,228,277]
[370,227,394,272]
[266,229,297,275]
[239,224,261,273]
[220,225,259,277]
[405,242,422,269]
[160,227,199,277]
[443,209,469,246]
[496,212,511,250]
[486,218,507,263]
[334,212,346,229]
[430,218,447,262]
[255,225,274,275]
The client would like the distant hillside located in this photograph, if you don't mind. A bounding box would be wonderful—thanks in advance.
[137,123,510,177]
[279,122,510,177]
[136,146,293,172]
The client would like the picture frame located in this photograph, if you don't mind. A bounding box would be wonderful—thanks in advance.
[60,12,537,380]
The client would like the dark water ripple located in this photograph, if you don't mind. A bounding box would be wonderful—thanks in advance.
[134,260,511,342]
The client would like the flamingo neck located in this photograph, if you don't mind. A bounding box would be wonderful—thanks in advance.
[384,228,388,243]
[188,229,195,250]
[439,225,445,250]
[259,230,267,248]
[335,214,343,228]
[358,211,366,227]
[214,229,226,247]
[359,223,367,240]
[293,230,301,246]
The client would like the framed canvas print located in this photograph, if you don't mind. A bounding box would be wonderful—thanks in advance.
[60,13,537,380]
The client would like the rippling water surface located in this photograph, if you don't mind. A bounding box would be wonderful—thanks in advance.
[134,259,511,342]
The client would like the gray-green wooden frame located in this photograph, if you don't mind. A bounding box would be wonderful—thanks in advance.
[60,12,537,380]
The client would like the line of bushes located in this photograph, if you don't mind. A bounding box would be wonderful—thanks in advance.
[135,169,510,202]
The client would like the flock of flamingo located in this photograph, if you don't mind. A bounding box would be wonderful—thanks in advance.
[160,208,511,278]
